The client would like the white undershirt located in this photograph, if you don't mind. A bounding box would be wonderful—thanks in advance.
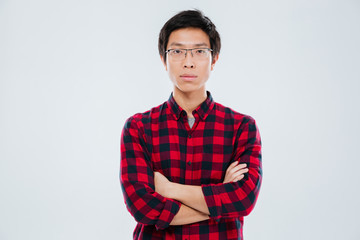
[188,117,195,129]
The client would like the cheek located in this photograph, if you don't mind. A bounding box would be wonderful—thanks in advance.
[167,64,179,80]
[167,66,175,79]
[199,63,212,78]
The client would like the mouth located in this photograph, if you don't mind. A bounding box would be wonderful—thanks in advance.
[180,74,197,81]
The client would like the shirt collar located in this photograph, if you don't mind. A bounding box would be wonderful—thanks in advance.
[167,91,215,121]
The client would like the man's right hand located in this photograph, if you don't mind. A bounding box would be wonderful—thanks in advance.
[223,161,248,183]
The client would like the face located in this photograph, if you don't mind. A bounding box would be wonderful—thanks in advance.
[161,28,218,96]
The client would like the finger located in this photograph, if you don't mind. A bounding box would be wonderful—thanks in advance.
[230,169,248,180]
[228,164,247,174]
[232,174,244,182]
[231,163,247,171]
[238,163,247,169]
[227,164,241,174]
[228,168,248,181]
[226,161,239,172]
[233,168,249,175]
[228,176,240,183]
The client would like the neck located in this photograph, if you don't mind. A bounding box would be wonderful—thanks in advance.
[173,88,207,118]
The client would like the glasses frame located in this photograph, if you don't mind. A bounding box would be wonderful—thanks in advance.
[165,48,213,60]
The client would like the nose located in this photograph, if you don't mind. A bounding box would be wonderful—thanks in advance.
[183,50,195,69]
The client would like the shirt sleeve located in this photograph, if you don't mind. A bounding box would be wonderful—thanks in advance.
[120,116,181,230]
[201,116,262,221]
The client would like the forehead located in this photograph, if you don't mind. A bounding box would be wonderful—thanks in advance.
[167,28,210,49]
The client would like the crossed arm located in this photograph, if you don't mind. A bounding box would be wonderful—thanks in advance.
[154,161,249,225]
[121,116,262,229]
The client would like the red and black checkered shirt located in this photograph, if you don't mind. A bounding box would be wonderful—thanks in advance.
[120,92,262,240]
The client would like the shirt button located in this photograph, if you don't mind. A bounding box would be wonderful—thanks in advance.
[187,161,191,165]
[188,135,191,138]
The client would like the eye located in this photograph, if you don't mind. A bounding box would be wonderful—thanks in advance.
[171,49,183,55]
[195,49,206,55]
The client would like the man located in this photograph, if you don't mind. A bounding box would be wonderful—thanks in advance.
[120,10,262,239]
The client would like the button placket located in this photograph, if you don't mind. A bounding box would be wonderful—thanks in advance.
[185,131,193,185]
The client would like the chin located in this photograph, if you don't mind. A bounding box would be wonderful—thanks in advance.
[176,85,204,94]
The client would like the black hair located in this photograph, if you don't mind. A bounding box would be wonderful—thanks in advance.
[158,9,221,62]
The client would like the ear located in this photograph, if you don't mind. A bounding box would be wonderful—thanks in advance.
[160,55,167,71]
[211,54,219,71]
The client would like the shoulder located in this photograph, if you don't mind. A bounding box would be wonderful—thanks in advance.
[123,101,167,130]
[213,102,260,143]
[213,102,257,126]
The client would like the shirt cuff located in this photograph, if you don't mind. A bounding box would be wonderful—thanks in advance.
[202,184,222,221]
[155,199,181,230]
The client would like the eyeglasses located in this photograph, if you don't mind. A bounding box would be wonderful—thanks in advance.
[165,48,213,61]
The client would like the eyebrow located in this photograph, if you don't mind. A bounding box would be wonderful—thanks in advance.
[168,42,209,48]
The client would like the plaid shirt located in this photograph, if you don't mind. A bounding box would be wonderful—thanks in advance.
[120,92,262,240]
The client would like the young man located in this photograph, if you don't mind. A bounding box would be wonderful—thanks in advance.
[120,10,262,239]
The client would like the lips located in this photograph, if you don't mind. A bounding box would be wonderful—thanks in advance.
[180,74,197,81]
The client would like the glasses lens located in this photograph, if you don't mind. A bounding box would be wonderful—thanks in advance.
[168,49,185,60]
[194,49,210,58]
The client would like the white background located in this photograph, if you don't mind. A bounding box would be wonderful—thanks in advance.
[1,0,359,239]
